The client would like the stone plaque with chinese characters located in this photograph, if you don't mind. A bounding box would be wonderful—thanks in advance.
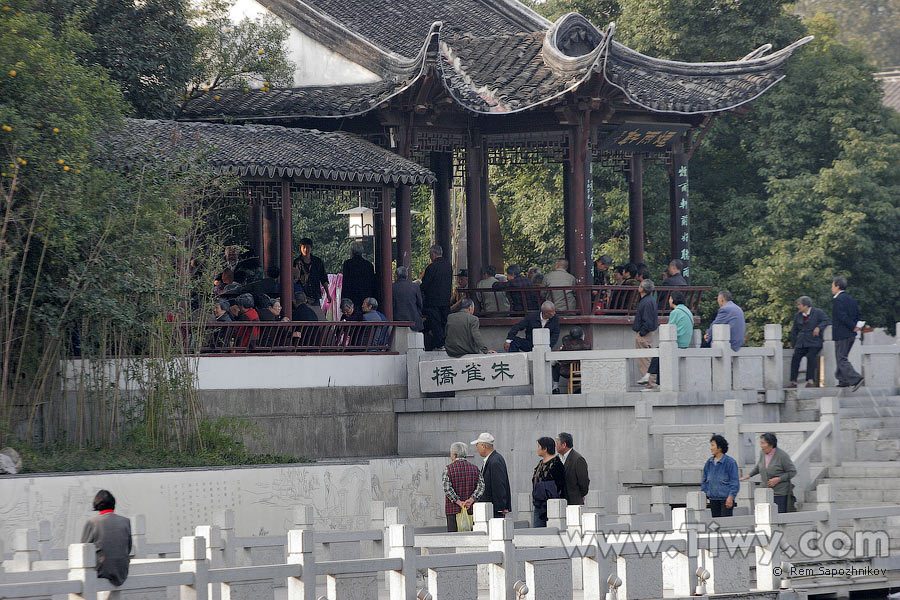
[418,353,529,393]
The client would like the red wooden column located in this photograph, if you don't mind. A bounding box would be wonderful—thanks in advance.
[569,123,589,285]
[262,205,279,273]
[431,151,453,257]
[248,204,262,265]
[479,142,491,271]
[628,154,645,265]
[279,180,293,320]
[465,131,483,286]
[396,123,413,268]
[669,135,690,281]
[377,185,394,319]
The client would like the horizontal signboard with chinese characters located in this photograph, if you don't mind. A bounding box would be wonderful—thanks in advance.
[419,353,529,393]
[600,123,690,151]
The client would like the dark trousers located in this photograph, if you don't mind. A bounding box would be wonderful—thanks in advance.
[648,357,662,385]
[423,305,449,350]
[509,337,533,352]
[774,495,788,513]
[708,499,733,518]
[790,346,821,383]
[834,337,863,386]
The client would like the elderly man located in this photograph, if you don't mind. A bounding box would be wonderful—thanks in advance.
[505,301,560,352]
[420,245,453,350]
[556,432,590,506]
[341,242,376,311]
[392,266,423,331]
[81,490,132,593]
[831,277,864,389]
[361,297,386,322]
[472,432,511,517]
[492,264,538,314]
[543,258,577,311]
[789,296,830,388]
[213,300,232,322]
[476,265,510,314]
[662,259,688,286]
[703,290,746,351]
[633,279,659,387]
[450,269,470,312]
[445,299,495,357]
[442,442,485,531]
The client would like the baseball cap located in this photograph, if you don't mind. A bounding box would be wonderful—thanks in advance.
[471,432,495,445]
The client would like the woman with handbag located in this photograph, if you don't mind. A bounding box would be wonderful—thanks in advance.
[442,442,485,532]
[531,437,566,527]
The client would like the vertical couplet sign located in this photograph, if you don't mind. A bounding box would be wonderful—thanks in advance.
[670,138,690,281]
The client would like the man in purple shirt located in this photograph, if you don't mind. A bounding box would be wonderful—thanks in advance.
[703,290,746,351]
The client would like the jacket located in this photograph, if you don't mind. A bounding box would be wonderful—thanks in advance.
[480,451,512,513]
[81,512,132,586]
[421,257,453,308]
[831,292,861,341]
[701,454,740,500]
[507,311,560,348]
[476,276,510,314]
[444,310,489,357]
[632,293,659,337]
[663,273,688,286]
[294,254,330,302]
[493,276,540,314]
[710,301,746,351]
[543,268,577,310]
[531,456,566,518]
[392,279,424,331]
[747,447,797,497]
[668,303,694,348]
[790,307,830,348]
[561,449,590,505]
[341,255,376,310]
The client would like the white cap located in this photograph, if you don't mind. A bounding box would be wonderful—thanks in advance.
[471,432,495,445]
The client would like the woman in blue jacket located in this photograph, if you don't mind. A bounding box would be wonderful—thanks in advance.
[701,434,740,517]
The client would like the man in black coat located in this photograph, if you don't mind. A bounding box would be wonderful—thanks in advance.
[492,264,540,314]
[662,258,688,286]
[556,432,590,506]
[505,301,560,352]
[391,266,424,331]
[341,242,376,310]
[472,432,511,517]
[831,277,864,389]
[789,296,830,387]
[293,237,332,306]
[634,279,660,387]
[420,244,452,350]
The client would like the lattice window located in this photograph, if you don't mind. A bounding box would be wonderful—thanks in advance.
[485,132,570,165]
[289,182,384,211]
[223,181,282,210]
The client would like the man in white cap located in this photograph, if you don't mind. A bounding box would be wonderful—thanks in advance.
[472,432,511,518]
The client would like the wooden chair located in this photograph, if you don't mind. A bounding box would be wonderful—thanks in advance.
[567,362,582,394]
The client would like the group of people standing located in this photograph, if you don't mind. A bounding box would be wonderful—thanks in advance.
[443,432,590,531]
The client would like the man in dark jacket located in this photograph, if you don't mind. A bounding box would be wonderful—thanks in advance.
[556,432,590,505]
[293,237,332,306]
[505,301,560,352]
[831,277,864,389]
[341,242,376,311]
[392,266,423,331]
[662,259,688,286]
[789,296,830,388]
[420,245,452,350]
[81,490,132,589]
[445,299,494,357]
[472,432,511,517]
[634,279,660,387]
[492,264,540,314]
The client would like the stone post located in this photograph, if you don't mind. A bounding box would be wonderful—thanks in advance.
[215,510,235,567]
[473,502,494,533]
[711,324,732,391]
[822,326,837,387]
[195,526,223,600]
[546,499,567,530]
[650,486,671,522]
[723,399,743,468]
[9,528,38,572]
[487,518,516,600]
[179,536,209,600]
[666,507,699,597]
[525,557,572,600]
[383,507,406,590]
[580,513,613,600]
[764,324,784,390]
[371,501,385,581]
[819,397,841,468]
[567,504,585,590]
[286,529,315,600]
[616,495,635,527]
[132,514,148,560]
[37,520,52,560]
[633,400,656,470]
[753,501,781,591]
[658,324,680,392]
[617,545,664,600]
[68,543,98,600]
[815,483,836,539]
[407,331,425,399]
[531,327,552,396]
[388,524,416,600]
[428,565,477,600]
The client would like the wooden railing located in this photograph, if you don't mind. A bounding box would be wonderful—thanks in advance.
[459,285,709,318]
[185,321,408,355]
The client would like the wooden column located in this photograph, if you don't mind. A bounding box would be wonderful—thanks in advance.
[465,131,483,285]
[262,205,279,273]
[628,154,645,265]
[279,180,293,320]
[563,161,573,267]
[479,143,491,272]
[396,123,413,268]
[248,204,262,265]
[431,151,452,256]
[669,135,690,281]
[569,124,588,285]
[377,186,394,319]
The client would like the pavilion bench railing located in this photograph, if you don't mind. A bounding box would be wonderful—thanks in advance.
[185,320,410,355]
[5,492,898,600]
[459,285,710,318]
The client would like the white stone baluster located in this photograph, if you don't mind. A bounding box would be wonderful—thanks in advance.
[67,543,98,600]
[388,524,416,600]
[179,536,209,600]
[487,518,515,600]
[286,529,315,600]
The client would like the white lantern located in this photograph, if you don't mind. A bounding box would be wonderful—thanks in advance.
[337,205,374,238]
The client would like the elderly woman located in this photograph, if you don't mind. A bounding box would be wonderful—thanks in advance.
[740,433,797,513]
[442,442,484,532]
[531,436,566,528]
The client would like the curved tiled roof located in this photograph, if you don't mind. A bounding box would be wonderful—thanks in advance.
[875,70,900,112]
[99,119,436,185]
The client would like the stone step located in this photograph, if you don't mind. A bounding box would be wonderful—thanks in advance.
[819,476,900,490]
[849,440,900,461]
[842,416,900,427]
[840,406,900,418]
[828,463,900,477]
[853,427,900,441]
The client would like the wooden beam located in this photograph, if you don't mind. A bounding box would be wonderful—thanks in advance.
[279,179,293,320]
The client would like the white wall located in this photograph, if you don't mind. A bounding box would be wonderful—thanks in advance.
[230,0,381,87]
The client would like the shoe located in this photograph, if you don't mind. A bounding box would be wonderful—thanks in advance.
[788,382,797,388]
[852,378,865,392]
[805,381,816,388]
[836,383,850,388]
[641,384,658,392]
[552,388,561,394]
[636,374,650,385]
